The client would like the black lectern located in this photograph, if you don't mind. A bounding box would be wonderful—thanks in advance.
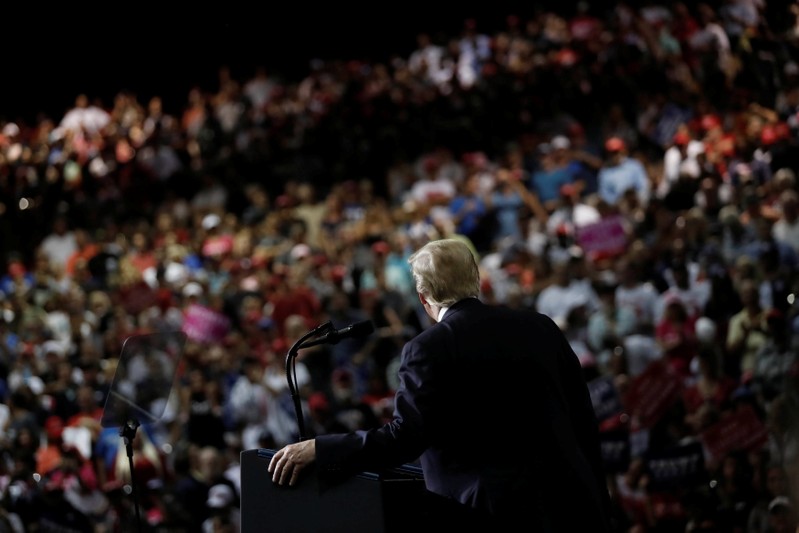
[241,321,471,531]
[241,448,434,533]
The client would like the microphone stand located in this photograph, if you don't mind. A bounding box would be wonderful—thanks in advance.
[285,321,334,441]
[120,418,143,533]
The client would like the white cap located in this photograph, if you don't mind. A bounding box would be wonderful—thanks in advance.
[202,213,221,230]
[769,496,792,513]
[42,340,66,357]
[290,243,311,260]
[551,135,571,150]
[695,317,716,344]
[2,122,20,137]
[182,282,203,298]
[207,484,235,508]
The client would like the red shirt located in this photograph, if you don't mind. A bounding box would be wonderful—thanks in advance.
[682,376,737,414]
[655,317,698,377]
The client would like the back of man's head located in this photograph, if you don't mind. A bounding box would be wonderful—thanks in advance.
[408,239,479,308]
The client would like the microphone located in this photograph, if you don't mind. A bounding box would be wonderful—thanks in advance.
[300,320,375,348]
[287,319,375,439]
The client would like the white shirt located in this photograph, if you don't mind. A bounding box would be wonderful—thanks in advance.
[408,44,445,82]
[546,204,601,236]
[410,178,456,205]
[623,334,663,377]
[615,283,659,327]
[773,218,799,254]
[536,282,598,325]
[39,231,77,270]
[660,141,705,198]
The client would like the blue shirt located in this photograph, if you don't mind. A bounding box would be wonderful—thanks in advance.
[597,158,650,206]
[449,195,487,236]
[491,190,525,240]
[531,167,574,204]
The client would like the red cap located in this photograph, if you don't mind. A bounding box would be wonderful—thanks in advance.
[371,241,390,255]
[761,125,778,145]
[767,308,784,321]
[331,265,347,282]
[271,337,288,355]
[45,416,64,440]
[308,392,329,412]
[423,155,440,174]
[560,183,578,197]
[8,261,25,277]
[556,48,578,67]
[275,195,293,209]
[605,137,626,152]
[700,114,721,131]
[332,367,353,385]
[673,131,690,145]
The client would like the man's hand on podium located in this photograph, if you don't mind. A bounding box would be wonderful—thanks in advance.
[268,439,317,486]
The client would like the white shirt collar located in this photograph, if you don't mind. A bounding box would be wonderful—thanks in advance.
[437,306,450,322]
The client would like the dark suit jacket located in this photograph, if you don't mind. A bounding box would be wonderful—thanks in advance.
[316,298,614,531]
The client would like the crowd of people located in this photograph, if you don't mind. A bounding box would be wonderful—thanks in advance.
[1,1,799,531]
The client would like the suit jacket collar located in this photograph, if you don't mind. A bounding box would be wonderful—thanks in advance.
[440,297,481,321]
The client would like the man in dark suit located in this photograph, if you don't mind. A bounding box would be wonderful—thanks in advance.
[269,238,615,531]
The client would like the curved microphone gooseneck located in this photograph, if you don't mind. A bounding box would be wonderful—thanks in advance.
[285,321,334,441]
[284,320,376,441]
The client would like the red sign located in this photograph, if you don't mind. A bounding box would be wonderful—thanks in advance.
[700,404,769,461]
[623,360,683,429]
[575,216,628,260]
[202,235,233,257]
[182,304,231,343]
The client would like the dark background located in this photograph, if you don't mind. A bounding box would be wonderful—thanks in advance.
[6,3,795,125]
[0,7,562,124]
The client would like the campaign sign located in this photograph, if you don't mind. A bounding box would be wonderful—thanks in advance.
[182,303,231,343]
[588,375,623,422]
[600,430,630,474]
[645,441,706,492]
[623,360,683,429]
[575,216,628,259]
[629,428,650,459]
[202,235,233,257]
[700,404,769,461]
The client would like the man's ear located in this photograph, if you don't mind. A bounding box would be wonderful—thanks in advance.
[418,292,428,306]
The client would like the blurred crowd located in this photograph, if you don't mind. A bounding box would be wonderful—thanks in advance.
[2,1,799,531]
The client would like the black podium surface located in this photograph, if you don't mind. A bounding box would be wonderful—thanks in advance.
[240,448,433,533]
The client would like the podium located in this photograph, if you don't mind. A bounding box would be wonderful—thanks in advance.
[240,448,437,533]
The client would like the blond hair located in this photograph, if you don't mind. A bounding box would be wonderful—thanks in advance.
[408,239,479,308]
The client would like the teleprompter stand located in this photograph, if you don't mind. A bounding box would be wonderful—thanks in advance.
[100,332,187,533]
